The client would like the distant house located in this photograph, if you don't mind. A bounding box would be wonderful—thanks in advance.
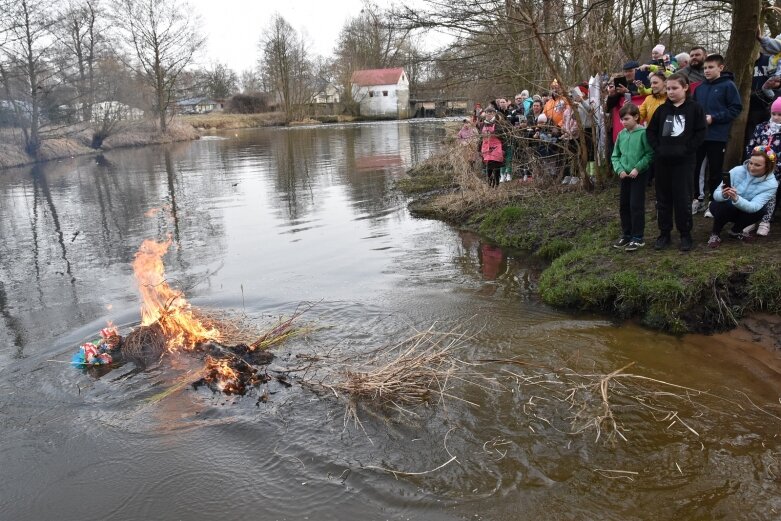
[89,101,144,121]
[176,97,217,114]
[350,68,410,119]
[311,81,341,104]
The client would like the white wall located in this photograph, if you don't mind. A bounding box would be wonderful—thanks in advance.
[352,82,410,119]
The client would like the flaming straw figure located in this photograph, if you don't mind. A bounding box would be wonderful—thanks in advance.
[132,238,219,351]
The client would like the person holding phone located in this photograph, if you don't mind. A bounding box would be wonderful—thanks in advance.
[707,146,779,248]
[743,96,781,235]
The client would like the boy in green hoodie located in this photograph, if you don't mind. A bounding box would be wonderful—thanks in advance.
[611,103,654,251]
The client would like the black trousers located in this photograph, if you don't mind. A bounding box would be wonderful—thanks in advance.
[619,171,647,239]
[709,200,766,234]
[693,140,726,200]
[656,157,694,236]
[484,160,502,187]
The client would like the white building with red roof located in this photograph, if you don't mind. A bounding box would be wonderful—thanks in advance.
[350,67,410,119]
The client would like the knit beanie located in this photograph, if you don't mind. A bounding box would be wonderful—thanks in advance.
[771,97,781,114]
[652,44,665,55]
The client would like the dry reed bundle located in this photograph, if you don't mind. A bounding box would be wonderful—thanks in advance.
[303,325,490,424]
[497,360,781,445]
[194,303,315,350]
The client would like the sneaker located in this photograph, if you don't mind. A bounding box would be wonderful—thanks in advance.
[569,176,579,185]
[613,237,631,249]
[624,239,645,251]
[757,222,770,236]
[691,200,700,215]
[703,208,713,218]
[743,223,758,234]
[736,231,756,243]
[654,235,671,250]
[707,234,722,249]
[680,235,693,251]
[561,176,572,185]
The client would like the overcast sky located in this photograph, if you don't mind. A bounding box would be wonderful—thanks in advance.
[190,0,379,72]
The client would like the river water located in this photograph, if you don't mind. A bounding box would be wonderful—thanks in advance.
[1,121,780,520]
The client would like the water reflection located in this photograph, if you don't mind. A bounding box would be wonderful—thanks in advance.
[0,121,446,360]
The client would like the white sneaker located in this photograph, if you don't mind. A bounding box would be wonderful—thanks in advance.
[757,222,771,236]
[743,223,758,234]
[561,176,571,184]
[569,176,579,185]
[691,200,699,215]
[704,209,713,218]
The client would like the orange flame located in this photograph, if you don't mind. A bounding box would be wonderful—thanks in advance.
[132,238,219,350]
[204,356,241,393]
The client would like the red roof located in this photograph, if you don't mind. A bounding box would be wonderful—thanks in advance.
[351,68,405,86]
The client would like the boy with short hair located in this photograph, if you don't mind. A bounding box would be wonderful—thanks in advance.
[611,103,654,251]
[692,54,743,216]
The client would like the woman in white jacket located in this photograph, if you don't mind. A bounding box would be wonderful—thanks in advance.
[707,146,780,248]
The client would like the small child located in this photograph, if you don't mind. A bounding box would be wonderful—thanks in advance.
[611,103,654,250]
[478,106,507,187]
[744,97,781,235]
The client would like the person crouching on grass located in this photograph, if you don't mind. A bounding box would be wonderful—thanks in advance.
[646,73,707,251]
[744,97,781,236]
[611,103,654,251]
[707,146,780,248]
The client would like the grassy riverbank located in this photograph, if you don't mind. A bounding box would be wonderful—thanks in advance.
[0,113,366,170]
[181,112,357,129]
[0,121,199,170]
[400,147,781,334]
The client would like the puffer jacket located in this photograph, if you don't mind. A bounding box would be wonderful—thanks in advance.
[714,161,780,213]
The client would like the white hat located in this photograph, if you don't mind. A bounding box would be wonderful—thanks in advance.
[537,114,548,124]
[652,44,665,55]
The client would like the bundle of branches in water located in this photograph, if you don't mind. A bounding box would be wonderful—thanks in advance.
[304,325,487,422]
[193,303,315,350]
[495,360,781,445]
[121,322,166,364]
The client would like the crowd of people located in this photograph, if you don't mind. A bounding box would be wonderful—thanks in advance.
[459,37,781,252]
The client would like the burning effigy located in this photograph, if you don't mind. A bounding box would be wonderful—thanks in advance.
[70,237,477,421]
[71,237,304,395]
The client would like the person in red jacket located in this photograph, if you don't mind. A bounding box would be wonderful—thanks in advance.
[477,107,510,187]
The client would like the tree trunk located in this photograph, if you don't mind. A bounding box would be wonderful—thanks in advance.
[724,0,762,168]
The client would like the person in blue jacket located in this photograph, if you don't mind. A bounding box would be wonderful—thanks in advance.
[707,146,780,248]
[691,54,743,216]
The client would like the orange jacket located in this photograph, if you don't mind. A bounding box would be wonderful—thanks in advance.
[543,97,568,127]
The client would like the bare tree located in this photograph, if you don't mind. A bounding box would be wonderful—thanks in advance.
[57,0,100,122]
[238,68,264,93]
[334,2,417,101]
[259,14,317,122]
[199,62,238,98]
[0,0,56,157]
[724,0,762,167]
[114,0,204,132]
